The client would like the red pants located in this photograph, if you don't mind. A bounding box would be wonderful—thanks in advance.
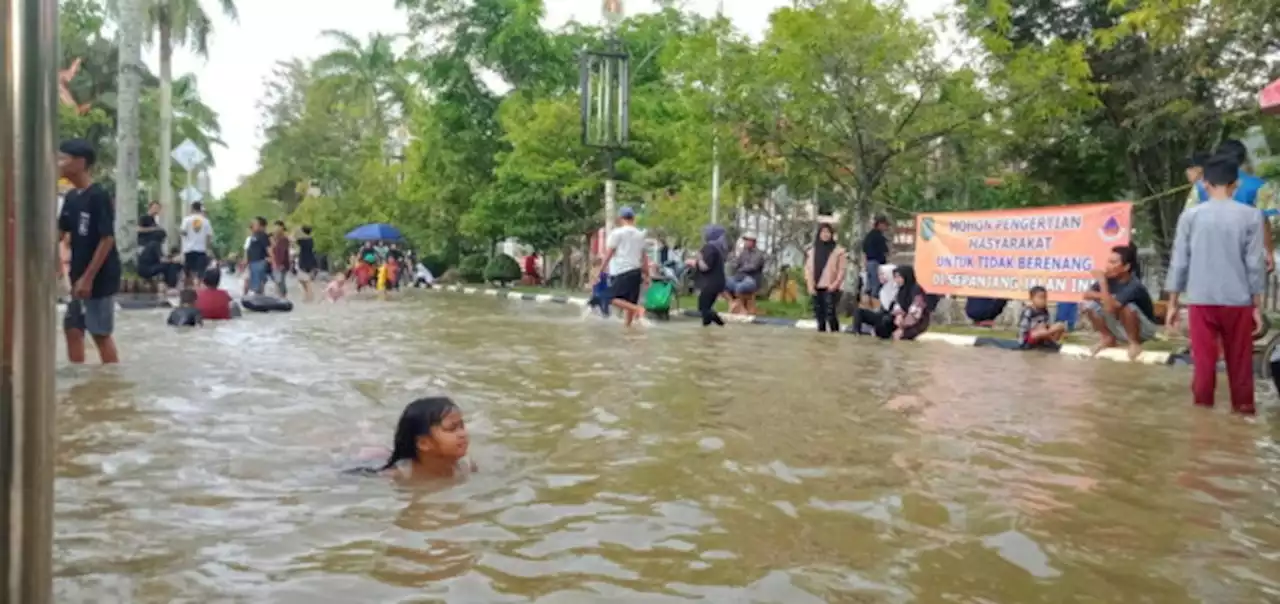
[1187,305,1255,414]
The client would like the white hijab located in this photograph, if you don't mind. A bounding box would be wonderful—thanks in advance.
[878,264,899,309]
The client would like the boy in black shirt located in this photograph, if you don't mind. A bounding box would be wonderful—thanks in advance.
[57,139,121,364]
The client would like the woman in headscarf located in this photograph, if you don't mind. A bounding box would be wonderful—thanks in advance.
[853,263,897,336]
[888,265,931,340]
[687,224,728,327]
[803,223,848,332]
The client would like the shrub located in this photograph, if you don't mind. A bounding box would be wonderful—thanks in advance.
[458,254,488,283]
[483,253,522,285]
[419,253,449,280]
[436,268,462,284]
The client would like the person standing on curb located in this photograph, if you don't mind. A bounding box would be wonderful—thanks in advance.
[1166,154,1266,415]
[805,222,847,333]
[600,206,650,327]
[57,139,121,364]
[861,215,891,306]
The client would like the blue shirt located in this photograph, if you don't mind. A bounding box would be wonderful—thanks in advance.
[1195,171,1277,217]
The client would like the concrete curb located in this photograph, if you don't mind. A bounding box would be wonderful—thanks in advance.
[433,285,1177,367]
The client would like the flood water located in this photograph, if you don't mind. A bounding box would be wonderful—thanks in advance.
[53,290,1280,603]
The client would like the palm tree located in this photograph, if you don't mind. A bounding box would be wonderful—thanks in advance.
[313,30,410,131]
[140,73,225,180]
[115,0,145,262]
[110,0,238,240]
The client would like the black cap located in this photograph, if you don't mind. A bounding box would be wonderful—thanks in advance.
[59,138,96,167]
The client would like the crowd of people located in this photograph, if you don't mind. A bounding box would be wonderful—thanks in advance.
[50,131,1279,417]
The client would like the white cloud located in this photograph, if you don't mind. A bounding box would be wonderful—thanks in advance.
[156,0,947,196]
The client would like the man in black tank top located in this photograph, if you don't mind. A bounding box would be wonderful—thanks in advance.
[296,225,318,302]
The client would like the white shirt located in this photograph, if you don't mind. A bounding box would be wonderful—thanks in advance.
[180,213,213,254]
[606,225,647,275]
[415,263,434,284]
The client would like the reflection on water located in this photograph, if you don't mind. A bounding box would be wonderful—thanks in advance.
[53,293,1280,602]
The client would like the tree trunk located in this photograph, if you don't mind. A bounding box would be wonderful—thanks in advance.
[115,0,145,265]
[158,11,176,243]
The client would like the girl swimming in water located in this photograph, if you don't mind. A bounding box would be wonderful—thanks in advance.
[372,397,473,480]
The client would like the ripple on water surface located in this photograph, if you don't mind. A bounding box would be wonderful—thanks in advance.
[53,292,1280,602]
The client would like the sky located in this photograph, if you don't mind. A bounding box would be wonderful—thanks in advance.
[156,0,947,196]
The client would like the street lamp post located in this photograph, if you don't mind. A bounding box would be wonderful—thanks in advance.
[2,0,60,602]
[580,2,630,242]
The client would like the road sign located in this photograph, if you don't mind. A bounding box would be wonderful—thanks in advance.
[170,139,206,172]
[179,186,203,204]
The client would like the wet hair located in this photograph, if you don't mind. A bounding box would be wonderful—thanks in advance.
[179,289,198,305]
[1215,139,1248,165]
[1028,285,1047,297]
[301,225,313,235]
[1203,154,1240,188]
[202,268,221,288]
[381,397,461,471]
[1111,243,1141,279]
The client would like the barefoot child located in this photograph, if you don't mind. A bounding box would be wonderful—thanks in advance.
[166,289,203,327]
[326,273,347,302]
[1017,286,1067,350]
[586,258,610,317]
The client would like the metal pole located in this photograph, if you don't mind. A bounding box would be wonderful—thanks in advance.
[2,0,59,602]
[711,147,720,224]
[604,150,616,241]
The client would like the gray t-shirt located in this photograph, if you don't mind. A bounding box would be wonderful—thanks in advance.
[1165,198,1266,306]
[733,247,766,281]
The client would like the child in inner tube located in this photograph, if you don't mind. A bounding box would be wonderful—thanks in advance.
[167,289,203,327]
[352,397,475,481]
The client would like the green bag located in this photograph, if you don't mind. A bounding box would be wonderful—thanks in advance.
[644,281,675,312]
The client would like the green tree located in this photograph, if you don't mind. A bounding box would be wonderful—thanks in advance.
[961,0,1280,260]
[107,0,238,239]
[313,30,411,128]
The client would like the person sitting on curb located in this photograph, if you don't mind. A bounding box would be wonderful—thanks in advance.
[887,266,931,341]
[1017,286,1067,350]
[725,232,765,315]
[1082,243,1159,360]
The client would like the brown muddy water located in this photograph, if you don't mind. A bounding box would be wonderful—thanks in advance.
[53,291,1280,602]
